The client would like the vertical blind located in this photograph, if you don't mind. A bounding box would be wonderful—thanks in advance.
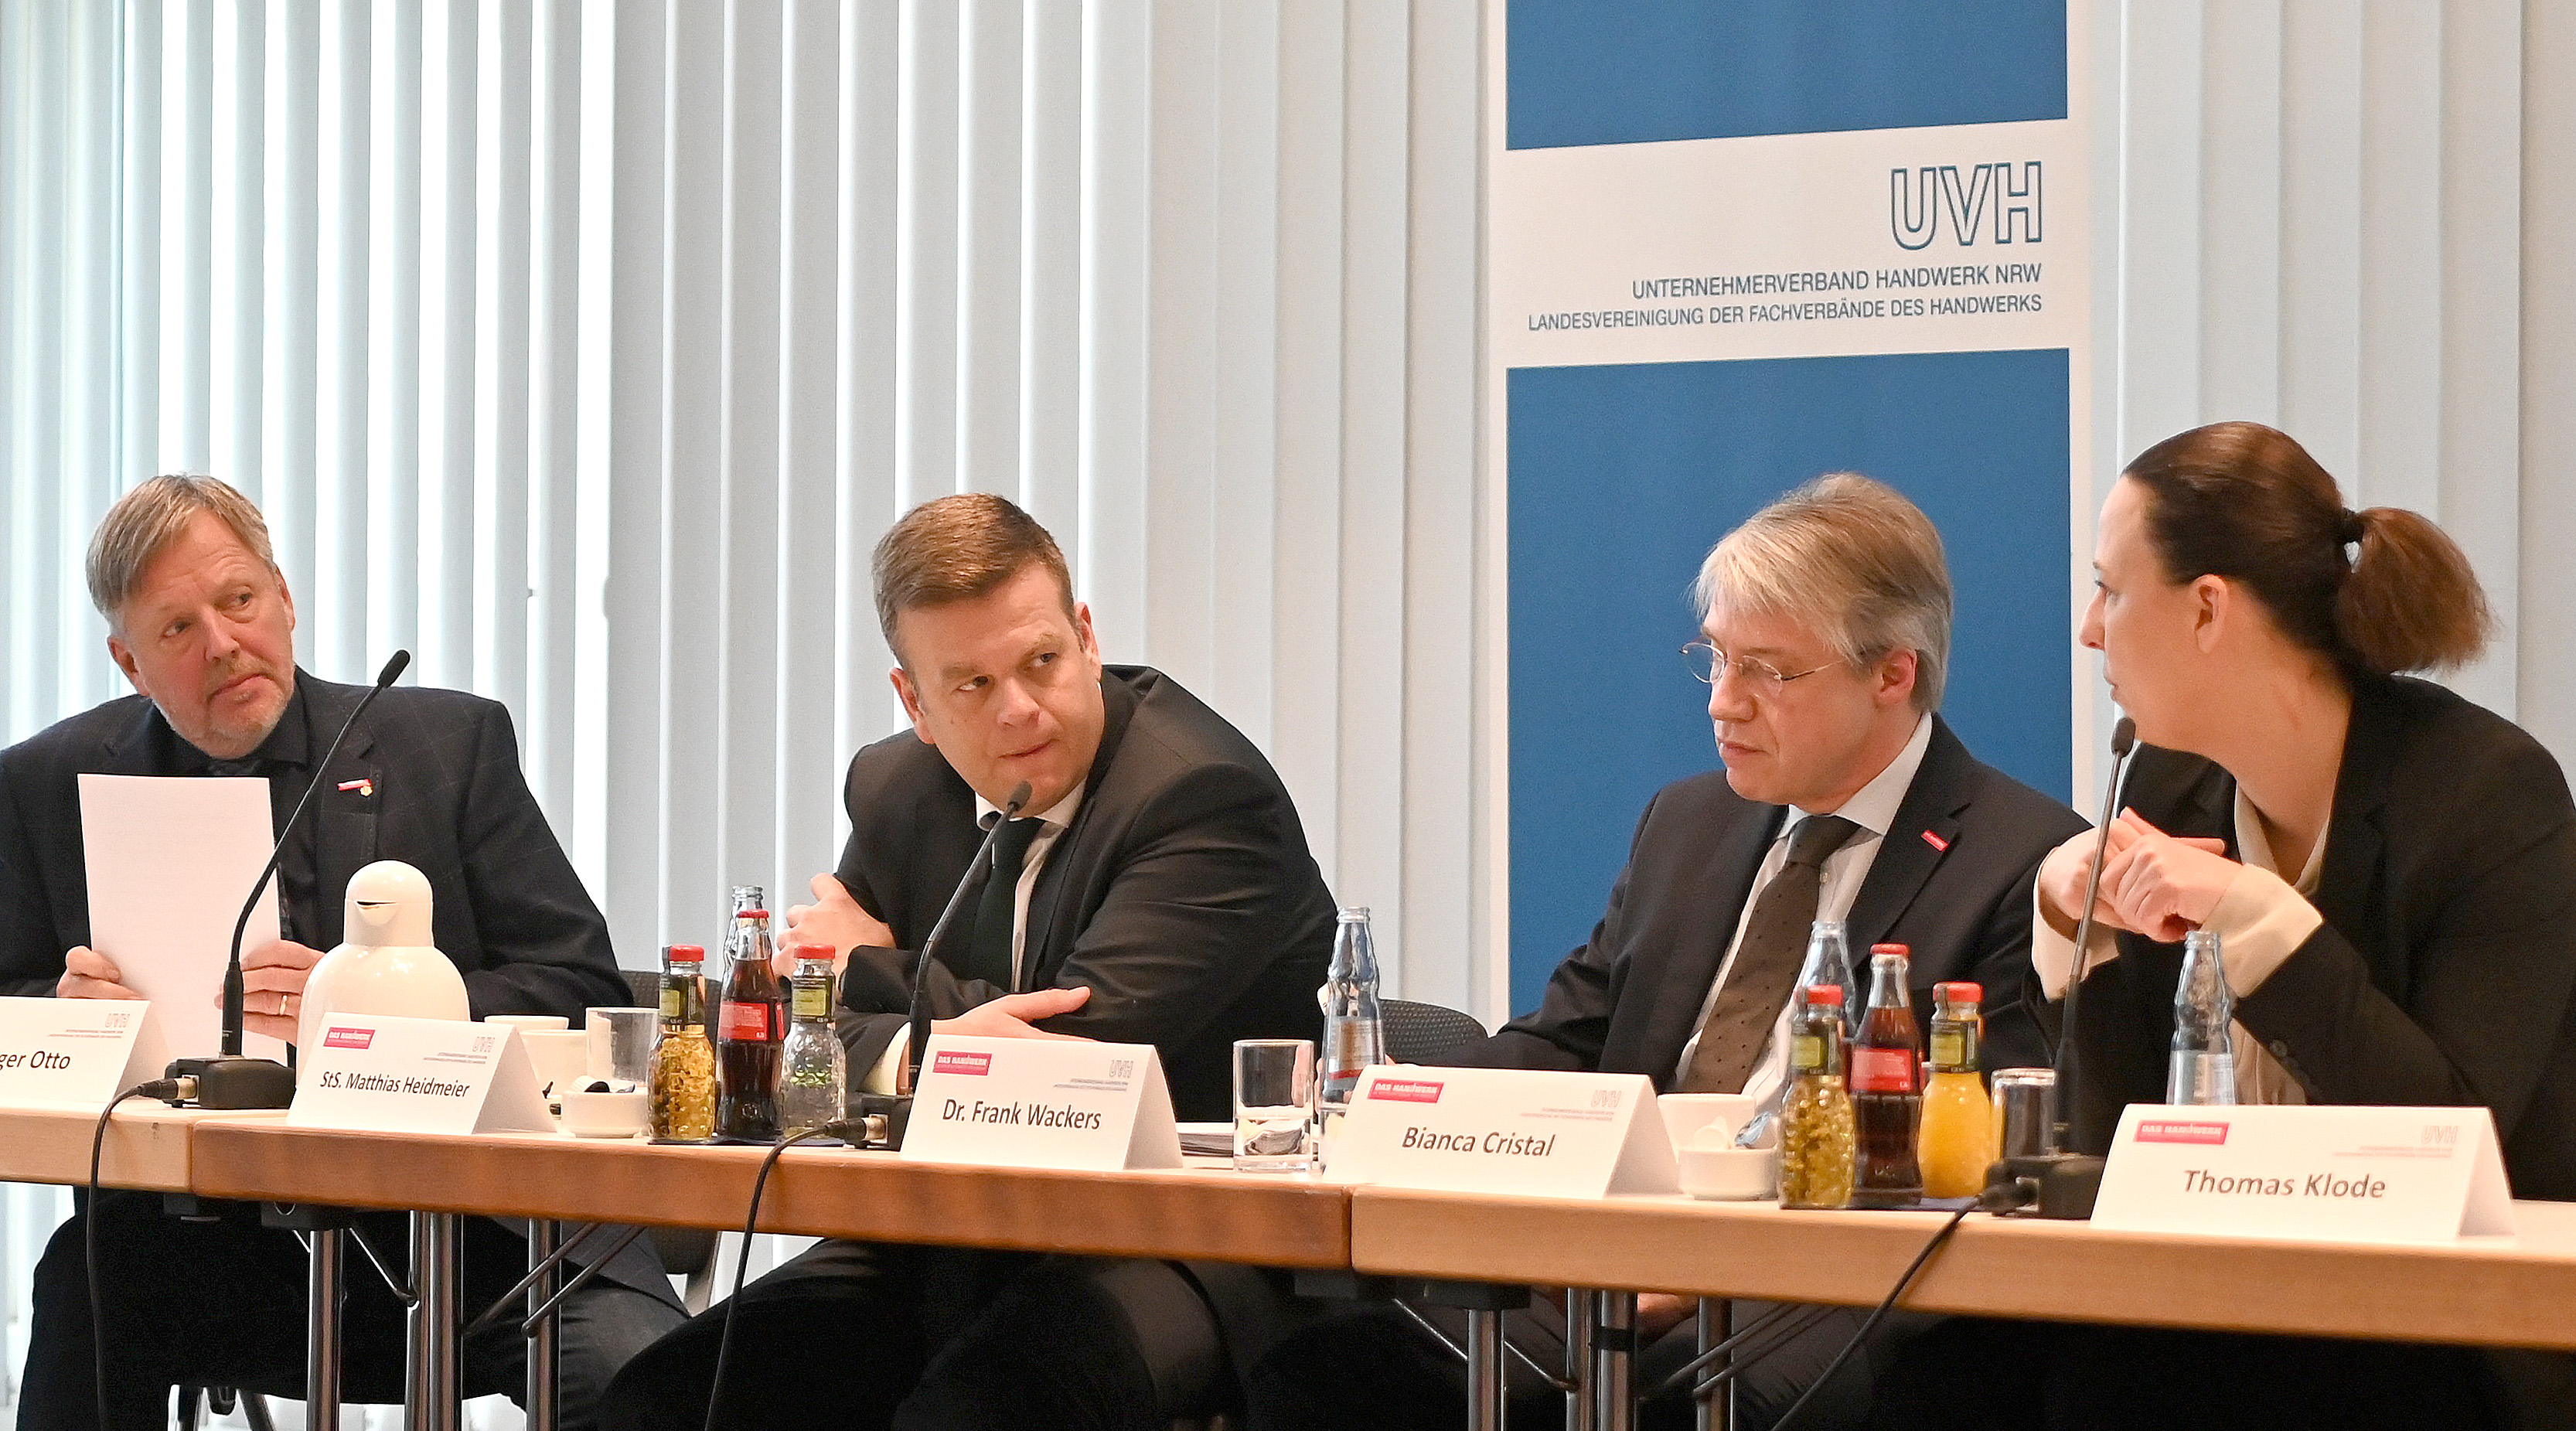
[0,0,1494,1014]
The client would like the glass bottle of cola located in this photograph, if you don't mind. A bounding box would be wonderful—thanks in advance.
[714,888,787,1142]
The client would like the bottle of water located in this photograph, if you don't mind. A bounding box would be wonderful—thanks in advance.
[2168,929,2239,1106]
[1793,920,1858,1032]
[1317,908,1385,1139]
[779,942,847,1134]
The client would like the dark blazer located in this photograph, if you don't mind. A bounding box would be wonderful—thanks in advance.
[832,665,1337,1123]
[0,673,629,1019]
[1461,716,2086,1082]
[2062,676,2576,1201]
[0,671,670,1302]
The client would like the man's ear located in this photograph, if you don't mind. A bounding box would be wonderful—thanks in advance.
[105,634,144,693]
[891,665,935,745]
[1073,601,1099,661]
[1876,648,1920,709]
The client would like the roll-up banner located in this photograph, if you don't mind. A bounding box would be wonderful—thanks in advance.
[1490,2,2092,1010]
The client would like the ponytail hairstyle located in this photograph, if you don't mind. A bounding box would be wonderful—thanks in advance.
[2121,421,2492,677]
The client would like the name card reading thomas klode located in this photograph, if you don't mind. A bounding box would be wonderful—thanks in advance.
[288,1014,553,1136]
[0,997,171,1109]
[1326,1065,1678,1198]
[901,1034,1184,1172]
[2091,1104,2515,1245]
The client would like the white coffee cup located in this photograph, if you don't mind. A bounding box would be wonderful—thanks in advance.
[519,1029,592,1096]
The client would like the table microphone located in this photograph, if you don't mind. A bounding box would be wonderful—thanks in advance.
[1988,713,2135,1218]
[165,650,412,1109]
[847,780,1033,1148]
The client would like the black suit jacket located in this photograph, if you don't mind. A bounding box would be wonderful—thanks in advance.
[0,673,629,1019]
[2061,676,2576,1201]
[832,665,1336,1122]
[1460,717,2085,1082]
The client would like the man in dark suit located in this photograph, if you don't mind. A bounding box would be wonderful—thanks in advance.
[1246,475,2085,1431]
[0,475,680,1430]
[598,493,1336,1431]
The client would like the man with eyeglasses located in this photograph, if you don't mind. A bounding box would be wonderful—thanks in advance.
[1243,474,2085,1431]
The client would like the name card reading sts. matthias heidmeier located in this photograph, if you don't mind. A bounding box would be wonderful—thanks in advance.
[287,1013,554,1136]
[1326,1065,1679,1198]
[900,1034,1184,1172]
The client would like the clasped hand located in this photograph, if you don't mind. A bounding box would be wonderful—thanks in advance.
[2038,809,2237,943]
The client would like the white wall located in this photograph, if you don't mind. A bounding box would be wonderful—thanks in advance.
[2096,0,2576,767]
[0,0,1491,1013]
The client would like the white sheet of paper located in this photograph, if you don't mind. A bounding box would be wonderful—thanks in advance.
[77,774,285,1063]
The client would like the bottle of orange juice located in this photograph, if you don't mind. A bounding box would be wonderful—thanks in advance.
[1916,981,1997,1198]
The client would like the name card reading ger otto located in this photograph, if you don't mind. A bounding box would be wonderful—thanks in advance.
[2091,1104,2516,1245]
[1326,1065,1680,1198]
[901,1034,1184,1172]
[0,997,172,1110]
[288,1014,554,1136]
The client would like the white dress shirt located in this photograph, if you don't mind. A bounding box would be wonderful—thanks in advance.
[1672,713,1934,1106]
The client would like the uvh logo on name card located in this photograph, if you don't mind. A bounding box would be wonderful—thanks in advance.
[1325,1065,1679,1198]
[0,997,173,1110]
[288,1013,553,1136]
[902,1034,1184,1171]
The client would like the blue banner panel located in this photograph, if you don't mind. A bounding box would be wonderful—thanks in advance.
[1506,349,2071,1014]
[1507,0,2069,150]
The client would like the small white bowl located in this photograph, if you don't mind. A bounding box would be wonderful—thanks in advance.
[1678,1144,1780,1201]
[1658,1093,1758,1155]
[558,1088,649,1139]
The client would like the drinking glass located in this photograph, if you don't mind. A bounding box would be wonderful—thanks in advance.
[1232,1038,1317,1172]
[584,1006,660,1088]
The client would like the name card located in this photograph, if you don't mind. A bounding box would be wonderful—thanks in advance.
[2093,1104,2515,1245]
[1325,1066,1678,1198]
[288,1013,552,1136]
[0,998,171,1109]
[901,1034,1183,1171]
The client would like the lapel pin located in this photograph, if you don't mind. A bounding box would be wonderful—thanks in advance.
[337,779,374,797]
[1920,830,1949,852]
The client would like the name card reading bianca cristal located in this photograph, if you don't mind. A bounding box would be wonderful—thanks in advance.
[1325,1065,1679,1198]
[901,1034,1184,1172]
[288,1014,553,1136]
[0,997,171,1109]
[2091,1104,2516,1245]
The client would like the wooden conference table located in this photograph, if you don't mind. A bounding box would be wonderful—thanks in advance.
[36,1108,2576,1431]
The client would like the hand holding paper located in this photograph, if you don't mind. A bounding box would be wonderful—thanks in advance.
[56,945,144,1002]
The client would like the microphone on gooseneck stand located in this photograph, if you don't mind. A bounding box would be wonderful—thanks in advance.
[1988,714,2136,1218]
[164,650,412,1109]
[848,780,1034,1150]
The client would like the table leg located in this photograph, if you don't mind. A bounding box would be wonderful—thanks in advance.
[1696,1299,1732,1431]
[405,1211,462,1431]
[1593,1291,1636,1431]
[306,1228,342,1431]
[1465,1307,1505,1431]
[525,1220,560,1431]
[1566,1289,1596,1431]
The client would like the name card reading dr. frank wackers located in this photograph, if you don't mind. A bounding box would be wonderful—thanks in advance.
[2091,1104,2515,1245]
[901,1034,1184,1172]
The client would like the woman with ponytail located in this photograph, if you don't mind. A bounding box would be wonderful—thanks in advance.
[1876,422,2576,1429]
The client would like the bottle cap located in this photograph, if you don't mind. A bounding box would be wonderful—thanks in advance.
[666,944,705,963]
[1936,981,1981,1003]
[1870,942,1909,956]
[792,942,834,960]
[1801,985,1842,1004]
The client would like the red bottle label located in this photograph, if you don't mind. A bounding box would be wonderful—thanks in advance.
[720,1000,779,1042]
[1849,1046,1918,1094]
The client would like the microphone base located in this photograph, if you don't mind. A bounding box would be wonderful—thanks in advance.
[851,1093,911,1151]
[166,1054,295,1109]
[1986,1153,2105,1220]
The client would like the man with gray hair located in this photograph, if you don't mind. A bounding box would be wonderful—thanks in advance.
[1245,474,2085,1431]
[0,475,681,1429]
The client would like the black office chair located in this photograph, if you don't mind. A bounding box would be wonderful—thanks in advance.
[1381,998,1488,1065]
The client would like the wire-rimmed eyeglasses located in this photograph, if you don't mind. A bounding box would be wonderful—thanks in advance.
[1680,641,1832,695]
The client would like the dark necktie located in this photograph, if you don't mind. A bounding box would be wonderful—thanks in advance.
[1678,813,1863,1093]
[960,816,1045,990]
